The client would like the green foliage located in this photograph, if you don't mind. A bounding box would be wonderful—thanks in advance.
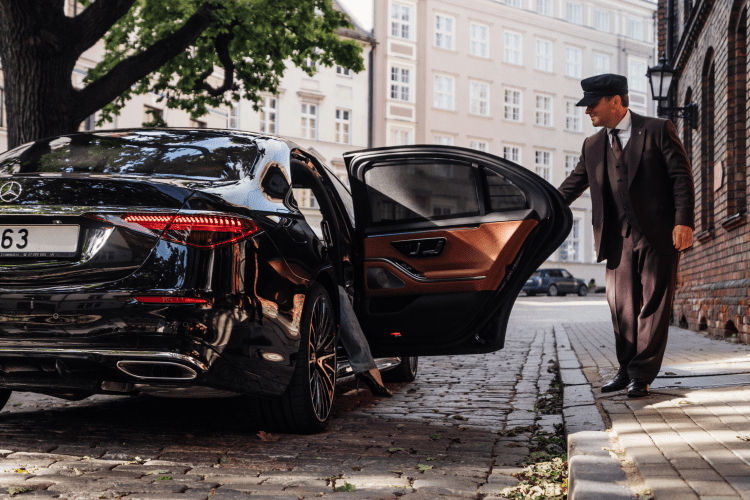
[6,487,30,496]
[87,0,365,126]
[336,481,355,492]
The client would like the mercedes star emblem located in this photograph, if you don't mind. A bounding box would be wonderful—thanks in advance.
[0,181,22,202]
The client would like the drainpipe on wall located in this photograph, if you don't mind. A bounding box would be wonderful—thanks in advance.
[368,46,374,149]
[666,0,674,63]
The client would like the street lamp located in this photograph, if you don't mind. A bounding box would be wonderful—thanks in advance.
[646,56,698,129]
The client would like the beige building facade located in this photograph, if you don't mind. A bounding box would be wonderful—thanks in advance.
[373,0,657,284]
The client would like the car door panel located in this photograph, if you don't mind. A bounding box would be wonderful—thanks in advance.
[345,146,571,357]
[364,219,538,295]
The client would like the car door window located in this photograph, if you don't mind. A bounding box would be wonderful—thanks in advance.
[561,270,572,278]
[548,270,562,278]
[363,160,480,225]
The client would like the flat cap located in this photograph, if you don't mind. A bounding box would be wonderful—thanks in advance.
[576,74,628,107]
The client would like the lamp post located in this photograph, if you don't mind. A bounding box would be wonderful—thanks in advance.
[646,56,698,129]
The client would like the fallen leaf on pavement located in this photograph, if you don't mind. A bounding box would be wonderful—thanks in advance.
[257,431,279,441]
[678,400,694,405]
[738,435,750,442]
[336,481,355,492]
[429,433,442,441]
[452,415,468,421]
[417,464,434,471]
[396,424,405,429]
[388,447,405,452]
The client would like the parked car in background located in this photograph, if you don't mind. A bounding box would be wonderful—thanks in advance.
[523,268,588,296]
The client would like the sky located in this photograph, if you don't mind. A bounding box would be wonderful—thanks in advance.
[338,0,374,31]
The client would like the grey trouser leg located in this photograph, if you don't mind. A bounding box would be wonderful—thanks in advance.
[338,286,377,374]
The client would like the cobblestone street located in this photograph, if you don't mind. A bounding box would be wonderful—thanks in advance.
[0,297,595,499]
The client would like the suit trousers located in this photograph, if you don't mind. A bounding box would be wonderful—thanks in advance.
[605,227,679,383]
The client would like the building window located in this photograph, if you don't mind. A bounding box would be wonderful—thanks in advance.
[228,106,239,129]
[505,0,521,6]
[701,56,716,232]
[565,154,577,176]
[566,3,583,24]
[435,14,455,50]
[470,81,490,116]
[434,75,455,110]
[434,135,454,145]
[504,89,522,121]
[335,109,351,144]
[594,10,610,32]
[535,39,553,72]
[728,10,747,216]
[594,54,610,75]
[565,100,582,132]
[628,19,644,40]
[83,114,96,131]
[537,0,552,16]
[336,65,352,77]
[628,58,648,93]
[565,47,582,78]
[470,140,489,152]
[260,96,277,134]
[535,95,552,127]
[503,145,521,163]
[391,3,414,40]
[143,106,164,127]
[470,23,489,58]
[390,66,412,102]
[504,31,523,65]
[390,127,413,145]
[301,102,317,140]
[560,218,581,261]
[190,119,206,128]
[535,150,552,182]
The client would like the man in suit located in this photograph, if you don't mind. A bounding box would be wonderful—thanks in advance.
[558,74,695,397]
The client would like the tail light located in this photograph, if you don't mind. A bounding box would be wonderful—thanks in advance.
[87,212,260,249]
[135,296,208,304]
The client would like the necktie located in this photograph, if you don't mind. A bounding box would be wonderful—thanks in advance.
[610,129,622,160]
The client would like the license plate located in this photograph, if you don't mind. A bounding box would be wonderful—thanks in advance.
[0,225,79,257]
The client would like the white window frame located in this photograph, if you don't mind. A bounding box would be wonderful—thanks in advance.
[503,145,521,163]
[228,106,239,129]
[537,0,552,16]
[535,94,552,127]
[565,100,582,132]
[628,57,648,93]
[594,10,610,32]
[470,81,490,117]
[560,217,582,262]
[594,53,610,75]
[504,88,522,122]
[300,102,318,140]
[260,96,278,134]
[389,125,414,146]
[535,39,553,72]
[435,14,455,50]
[335,108,351,145]
[470,140,489,152]
[505,0,521,6]
[391,2,414,40]
[535,150,552,182]
[565,46,582,78]
[434,74,455,110]
[628,19,644,40]
[470,22,490,58]
[336,65,352,77]
[390,64,413,102]
[433,135,455,145]
[565,154,578,177]
[504,31,523,66]
[566,2,583,24]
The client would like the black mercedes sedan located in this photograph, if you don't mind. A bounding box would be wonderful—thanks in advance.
[0,129,571,433]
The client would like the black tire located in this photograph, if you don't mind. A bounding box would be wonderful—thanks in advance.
[578,285,588,297]
[382,356,418,383]
[526,291,536,297]
[547,284,558,296]
[247,283,337,434]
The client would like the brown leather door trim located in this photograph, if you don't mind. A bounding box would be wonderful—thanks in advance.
[364,219,538,296]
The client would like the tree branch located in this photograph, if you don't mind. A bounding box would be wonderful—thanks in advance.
[74,3,215,123]
[68,0,138,57]
[194,28,236,97]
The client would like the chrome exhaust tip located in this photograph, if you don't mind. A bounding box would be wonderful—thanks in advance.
[116,361,197,380]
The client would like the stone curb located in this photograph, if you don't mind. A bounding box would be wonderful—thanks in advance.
[553,324,636,500]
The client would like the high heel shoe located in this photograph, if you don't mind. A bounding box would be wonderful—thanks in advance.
[356,371,393,397]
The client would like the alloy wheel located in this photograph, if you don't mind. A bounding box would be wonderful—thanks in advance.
[308,294,337,422]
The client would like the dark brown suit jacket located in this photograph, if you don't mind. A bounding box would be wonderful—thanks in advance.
[558,111,695,261]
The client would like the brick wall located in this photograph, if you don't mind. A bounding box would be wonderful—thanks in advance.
[668,0,750,342]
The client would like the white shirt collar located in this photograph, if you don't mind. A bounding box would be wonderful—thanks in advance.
[607,109,631,134]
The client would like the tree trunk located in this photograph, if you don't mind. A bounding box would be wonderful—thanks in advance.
[0,2,81,150]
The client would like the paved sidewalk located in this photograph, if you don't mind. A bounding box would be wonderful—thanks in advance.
[566,322,750,500]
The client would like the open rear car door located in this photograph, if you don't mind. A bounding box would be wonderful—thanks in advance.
[344,145,572,357]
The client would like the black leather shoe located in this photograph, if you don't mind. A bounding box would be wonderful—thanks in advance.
[601,373,630,393]
[627,379,650,398]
